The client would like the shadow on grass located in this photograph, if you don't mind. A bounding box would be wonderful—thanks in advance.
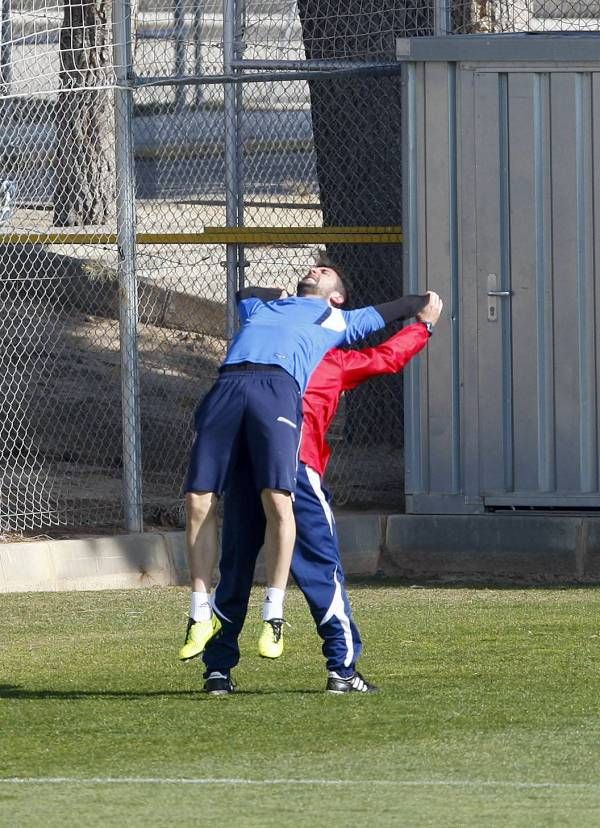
[0,684,323,699]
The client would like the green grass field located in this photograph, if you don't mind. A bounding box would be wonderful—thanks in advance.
[2,584,600,826]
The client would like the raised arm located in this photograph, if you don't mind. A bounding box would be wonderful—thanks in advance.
[236,286,286,302]
[337,324,430,391]
[372,294,429,324]
[338,291,443,388]
[235,286,287,324]
[343,293,430,344]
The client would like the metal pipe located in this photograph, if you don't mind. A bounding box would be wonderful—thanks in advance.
[231,58,398,70]
[223,0,240,340]
[113,0,144,533]
[235,0,246,292]
[193,0,204,108]
[433,0,450,36]
[135,63,403,88]
[173,0,187,111]
[0,0,12,97]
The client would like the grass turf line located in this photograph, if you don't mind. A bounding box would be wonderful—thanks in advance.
[1,584,600,826]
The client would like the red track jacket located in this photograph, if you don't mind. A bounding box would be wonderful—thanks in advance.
[299,322,429,476]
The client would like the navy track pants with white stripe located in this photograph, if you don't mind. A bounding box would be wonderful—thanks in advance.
[203,460,363,678]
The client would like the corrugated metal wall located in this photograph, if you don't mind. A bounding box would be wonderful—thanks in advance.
[402,36,600,513]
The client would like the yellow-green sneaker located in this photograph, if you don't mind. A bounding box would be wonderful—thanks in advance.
[258,618,285,659]
[178,615,221,661]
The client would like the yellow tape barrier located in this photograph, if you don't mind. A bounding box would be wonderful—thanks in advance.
[0,226,403,246]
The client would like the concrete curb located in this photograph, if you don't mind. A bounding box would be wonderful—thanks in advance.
[0,533,178,592]
[0,512,383,593]
[336,513,384,576]
[383,513,600,583]
[4,512,600,592]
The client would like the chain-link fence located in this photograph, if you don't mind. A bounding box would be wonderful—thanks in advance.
[1,0,598,534]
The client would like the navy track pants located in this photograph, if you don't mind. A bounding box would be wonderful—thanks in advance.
[203,460,362,677]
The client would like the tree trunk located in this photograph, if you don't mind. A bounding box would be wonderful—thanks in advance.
[298,1,433,448]
[53,0,114,227]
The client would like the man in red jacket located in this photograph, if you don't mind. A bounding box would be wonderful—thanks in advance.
[201,291,443,694]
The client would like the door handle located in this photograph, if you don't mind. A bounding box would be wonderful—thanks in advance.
[487,274,511,321]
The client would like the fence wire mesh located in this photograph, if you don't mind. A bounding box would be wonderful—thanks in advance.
[1,0,599,533]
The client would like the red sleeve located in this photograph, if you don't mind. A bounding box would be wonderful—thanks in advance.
[337,323,429,391]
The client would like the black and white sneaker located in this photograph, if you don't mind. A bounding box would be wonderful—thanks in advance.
[326,671,378,694]
[204,671,235,696]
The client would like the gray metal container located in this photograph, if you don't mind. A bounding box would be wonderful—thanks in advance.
[401,35,600,513]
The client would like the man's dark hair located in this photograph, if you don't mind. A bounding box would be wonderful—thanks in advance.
[314,250,350,306]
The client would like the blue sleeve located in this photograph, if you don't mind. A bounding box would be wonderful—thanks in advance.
[237,297,263,324]
[342,306,385,344]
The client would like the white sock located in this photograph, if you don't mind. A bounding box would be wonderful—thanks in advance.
[262,587,285,621]
[190,591,212,622]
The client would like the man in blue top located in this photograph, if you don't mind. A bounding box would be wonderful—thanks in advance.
[180,253,419,662]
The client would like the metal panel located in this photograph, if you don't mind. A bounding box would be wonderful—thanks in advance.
[403,62,427,497]
[594,74,600,490]
[473,72,507,496]
[532,72,555,493]
[551,73,583,491]
[457,67,482,507]
[424,61,456,494]
[404,61,464,511]
[506,72,539,494]
[396,35,600,63]
[574,72,598,493]
[403,42,600,513]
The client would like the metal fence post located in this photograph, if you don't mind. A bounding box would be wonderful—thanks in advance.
[0,0,12,97]
[174,0,187,111]
[235,0,246,291]
[223,0,243,338]
[434,0,450,36]
[193,0,204,109]
[113,0,143,532]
